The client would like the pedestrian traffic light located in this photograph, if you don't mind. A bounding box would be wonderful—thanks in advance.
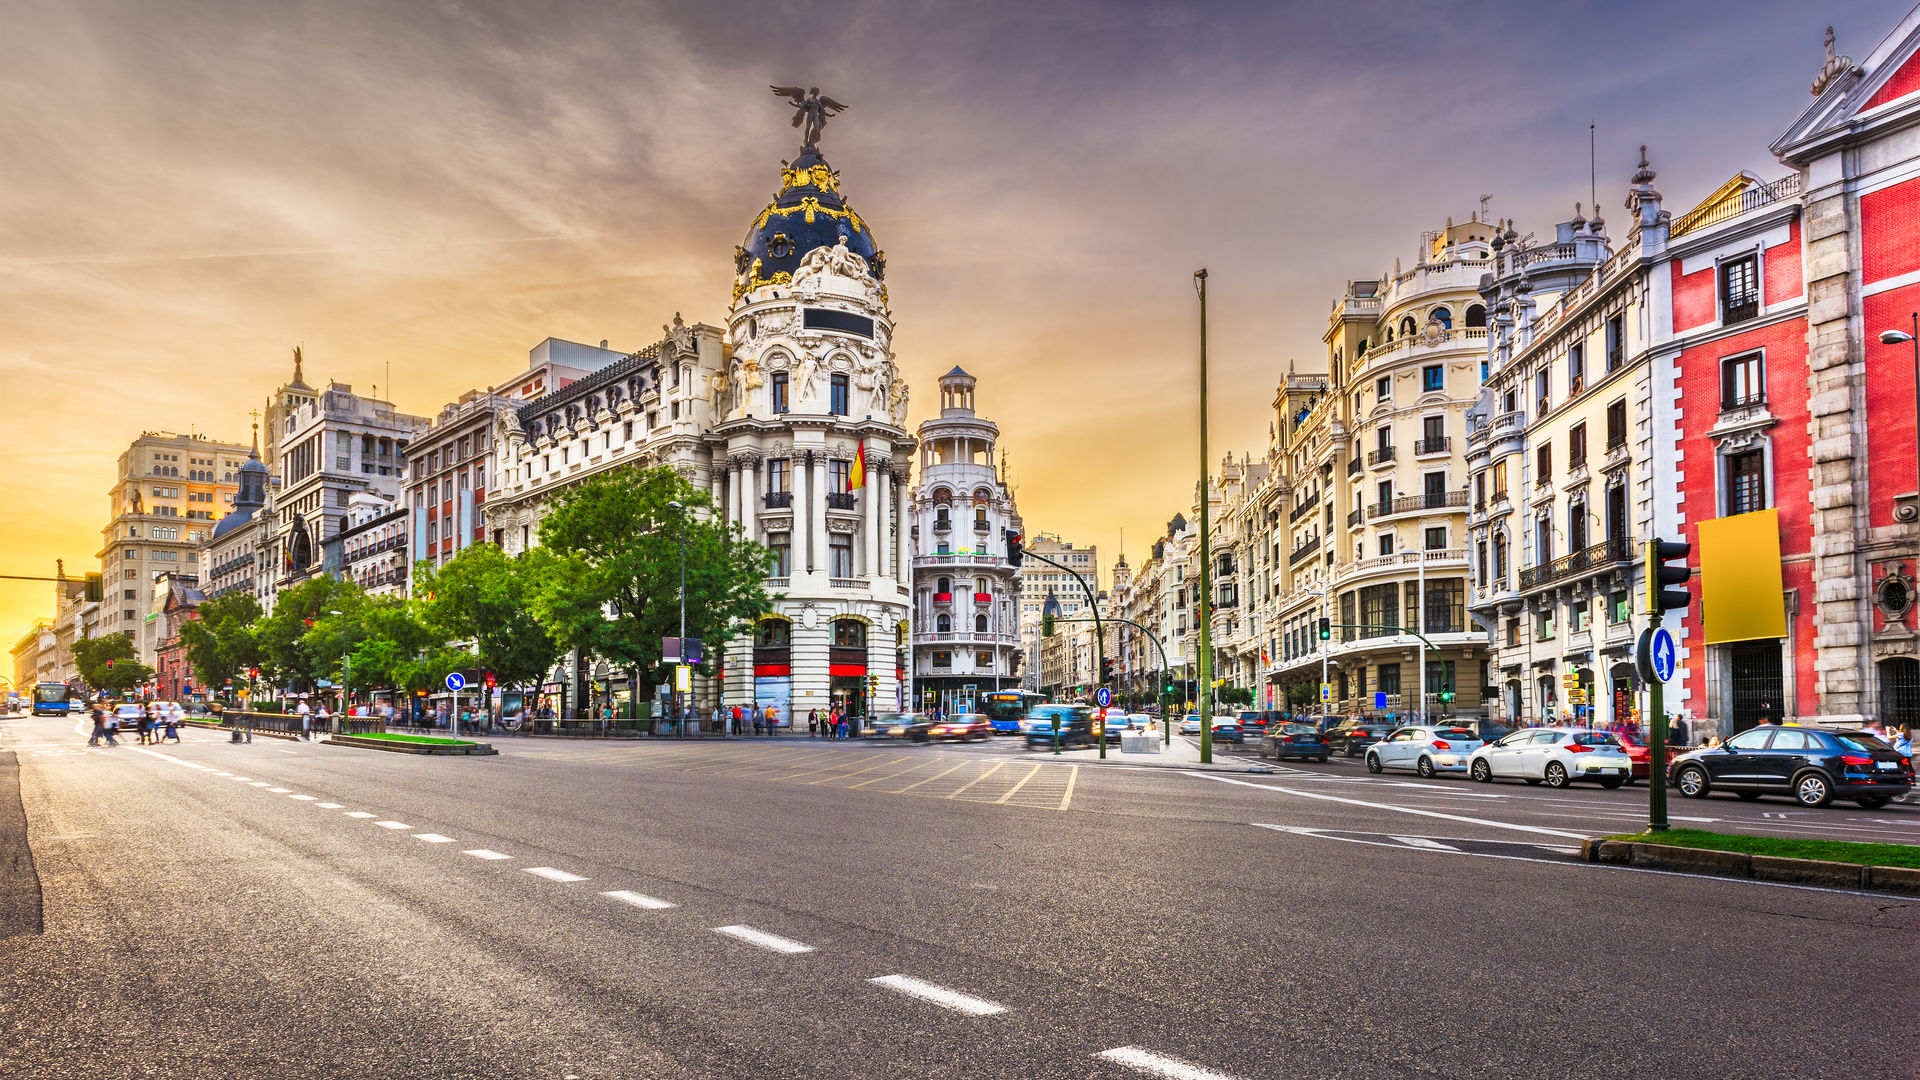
[1317,617,1330,640]
[1004,529,1024,567]
[83,572,103,603]
[1647,538,1693,615]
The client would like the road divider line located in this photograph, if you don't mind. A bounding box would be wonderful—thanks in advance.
[316,803,343,809]
[525,867,587,882]
[1058,764,1080,811]
[229,777,252,782]
[288,795,316,801]
[994,764,1045,804]
[463,849,511,860]
[248,782,271,787]
[343,812,375,819]
[1097,1046,1241,1079]
[712,925,814,953]
[602,890,676,910]
[1192,772,1588,839]
[372,820,413,830]
[947,762,1007,798]
[868,975,1005,1016]
[266,788,292,794]
[413,833,455,843]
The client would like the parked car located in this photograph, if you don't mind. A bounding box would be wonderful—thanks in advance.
[1260,722,1330,762]
[1024,704,1093,749]
[1366,725,1486,777]
[1237,711,1275,737]
[1467,728,1632,788]
[1612,730,1682,785]
[1671,726,1913,808]
[928,714,992,742]
[1210,716,1246,744]
[1326,721,1395,757]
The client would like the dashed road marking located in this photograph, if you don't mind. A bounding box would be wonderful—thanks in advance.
[266,788,292,794]
[230,777,253,782]
[372,820,413,830]
[288,794,316,801]
[1097,1045,1241,1079]
[248,782,271,787]
[525,866,587,882]
[869,975,1005,1016]
[602,890,676,910]
[413,833,455,843]
[712,924,813,954]
[316,802,344,809]
[463,849,512,860]
[1391,835,1457,851]
[344,811,375,819]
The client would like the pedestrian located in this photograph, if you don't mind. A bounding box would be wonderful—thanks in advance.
[808,709,818,738]
[296,698,312,740]
[316,701,332,738]
[1668,713,1689,747]
[164,700,183,742]
[751,706,764,737]
[87,701,106,746]
[102,707,120,747]
[1756,704,1778,727]
[767,706,780,735]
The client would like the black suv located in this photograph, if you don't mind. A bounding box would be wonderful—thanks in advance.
[1670,726,1913,808]
[1326,722,1395,758]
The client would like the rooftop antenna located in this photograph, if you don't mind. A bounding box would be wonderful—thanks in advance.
[1589,122,1597,219]
[1479,194,1492,221]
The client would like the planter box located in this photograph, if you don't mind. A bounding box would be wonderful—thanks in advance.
[326,735,497,756]
[1749,855,1866,889]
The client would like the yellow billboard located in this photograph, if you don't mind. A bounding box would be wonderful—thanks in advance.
[1698,508,1787,645]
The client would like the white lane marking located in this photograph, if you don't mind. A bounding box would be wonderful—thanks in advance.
[1097,1046,1241,1079]
[230,777,252,782]
[464,849,512,860]
[288,794,316,801]
[868,975,1005,1015]
[266,787,292,793]
[603,890,676,910]
[413,833,456,843]
[209,772,231,776]
[1192,773,1588,839]
[248,782,272,787]
[712,925,814,954]
[1255,824,1919,899]
[344,811,376,819]
[372,820,412,830]
[525,867,587,882]
[1391,835,1458,851]
[316,803,343,809]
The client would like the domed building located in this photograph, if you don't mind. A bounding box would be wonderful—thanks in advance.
[202,429,274,603]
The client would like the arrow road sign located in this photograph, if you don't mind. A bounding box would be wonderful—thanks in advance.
[1095,686,1111,707]
[445,671,466,692]
[1651,627,1677,682]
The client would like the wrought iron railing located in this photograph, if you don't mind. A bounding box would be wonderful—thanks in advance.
[1367,446,1396,465]
[1518,536,1633,591]
[1415,436,1452,455]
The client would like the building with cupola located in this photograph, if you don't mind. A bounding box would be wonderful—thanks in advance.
[908,367,1023,713]
[487,132,915,724]
[200,430,274,605]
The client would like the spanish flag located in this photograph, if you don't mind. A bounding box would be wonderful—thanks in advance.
[849,439,866,490]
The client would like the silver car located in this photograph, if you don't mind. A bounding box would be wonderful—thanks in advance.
[1467,727,1633,789]
[1365,725,1486,777]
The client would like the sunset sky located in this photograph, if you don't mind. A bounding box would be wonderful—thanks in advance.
[0,0,1888,647]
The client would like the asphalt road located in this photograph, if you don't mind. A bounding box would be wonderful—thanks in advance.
[3,714,1915,1080]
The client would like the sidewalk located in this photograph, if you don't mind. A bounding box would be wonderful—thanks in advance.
[1031,732,1275,773]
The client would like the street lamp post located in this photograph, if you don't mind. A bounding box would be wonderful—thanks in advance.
[1877,318,1920,586]
[1194,267,1214,764]
[666,500,689,734]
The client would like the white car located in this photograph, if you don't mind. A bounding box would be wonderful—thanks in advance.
[1177,715,1239,736]
[1466,727,1633,789]
[1365,725,1485,777]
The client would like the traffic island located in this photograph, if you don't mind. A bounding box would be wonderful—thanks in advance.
[1581,828,1920,895]
[325,733,498,756]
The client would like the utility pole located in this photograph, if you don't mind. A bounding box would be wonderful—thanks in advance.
[1195,268,1214,764]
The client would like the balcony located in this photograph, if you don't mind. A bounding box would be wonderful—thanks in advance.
[1720,392,1766,414]
[764,491,792,509]
[1346,457,1362,476]
[1289,535,1321,566]
[933,592,953,604]
[826,492,856,510]
[973,592,992,603]
[1289,490,1320,523]
[1346,508,1364,528]
[1723,294,1759,325]
[1370,490,1469,520]
[973,520,991,533]
[1367,446,1396,466]
[1605,432,1627,454]
[1517,536,1634,591]
[1414,436,1452,456]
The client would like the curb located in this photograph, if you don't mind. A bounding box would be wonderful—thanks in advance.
[1579,837,1919,895]
[323,736,498,756]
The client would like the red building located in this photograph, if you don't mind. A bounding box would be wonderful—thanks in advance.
[151,571,206,701]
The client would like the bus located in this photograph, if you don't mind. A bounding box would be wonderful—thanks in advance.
[32,682,75,716]
[980,690,1045,734]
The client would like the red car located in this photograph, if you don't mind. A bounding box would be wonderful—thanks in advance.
[1612,731,1682,784]
[928,714,992,742]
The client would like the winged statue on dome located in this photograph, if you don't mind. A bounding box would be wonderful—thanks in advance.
[769,85,848,154]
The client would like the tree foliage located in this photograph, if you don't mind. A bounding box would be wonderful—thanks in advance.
[255,576,364,690]
[414,543,560,690]
[71,632,153,695]
[528,467,773,681]
[180,591,264,691]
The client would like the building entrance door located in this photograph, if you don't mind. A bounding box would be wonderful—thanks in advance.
[1727,643,1785,733]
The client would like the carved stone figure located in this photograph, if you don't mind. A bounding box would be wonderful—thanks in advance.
[710,369,729,413]
[790,234,870,288]
[769,86,849,154]
[889,379,909,425]
[663,312,694,355]
[795,351,823,403]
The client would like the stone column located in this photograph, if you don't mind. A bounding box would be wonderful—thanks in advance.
[875,466,891,580]
[793,451,810,573]
[812,453,830,577]
[863,466,881,579]
[742,457,758,543]
[895,467,911,586]
[727,458,741,526]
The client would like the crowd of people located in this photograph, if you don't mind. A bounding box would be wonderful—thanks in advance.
[83,698,184,747]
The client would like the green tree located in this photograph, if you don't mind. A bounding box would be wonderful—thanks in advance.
[71,632,154,696]
[339,596,472,698]
[414,544,560,692]
[255,576,364,691]
[1286,682,1316,708]
[528,467,773,697]
[180,591,264,693]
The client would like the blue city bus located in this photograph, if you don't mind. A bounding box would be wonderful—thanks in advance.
[32,682,74,716]
[980,690,1044,734]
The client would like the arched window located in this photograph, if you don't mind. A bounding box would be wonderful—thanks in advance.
[974,577,989,595]
[936,613,952,633]
[1400,315,1417,338]
[974,506,988,531]
[936,576,951,594]
[832,619,867,647]
[975,613,989,633]
[1430,307,1452,330]
[756,618,791,647]
[1465,304,1487,328]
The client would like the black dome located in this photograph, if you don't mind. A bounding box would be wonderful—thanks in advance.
[733,151,882,304]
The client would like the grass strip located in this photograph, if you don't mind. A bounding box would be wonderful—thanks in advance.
[339,732,480,747]
[1606,827,1920,869]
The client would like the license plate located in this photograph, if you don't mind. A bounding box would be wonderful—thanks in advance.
[1877,761,1898,771]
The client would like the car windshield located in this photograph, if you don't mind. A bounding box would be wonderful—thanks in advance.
[1836,734,1890,753]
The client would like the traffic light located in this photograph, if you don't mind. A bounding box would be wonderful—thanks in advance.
[1100,657,1113,683]
[483,670,496,690]
[1647,538,1693,616]
[83,572,103,603]
[1438,679,1454,704]
[1041,611,1054,638]
[1317,617,1330,640]
[1004,529,1024,567]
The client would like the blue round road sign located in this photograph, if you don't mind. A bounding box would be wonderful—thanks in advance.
[1650,627,1677,682]
[1095,686,1112,707]
[445,671,467,692]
